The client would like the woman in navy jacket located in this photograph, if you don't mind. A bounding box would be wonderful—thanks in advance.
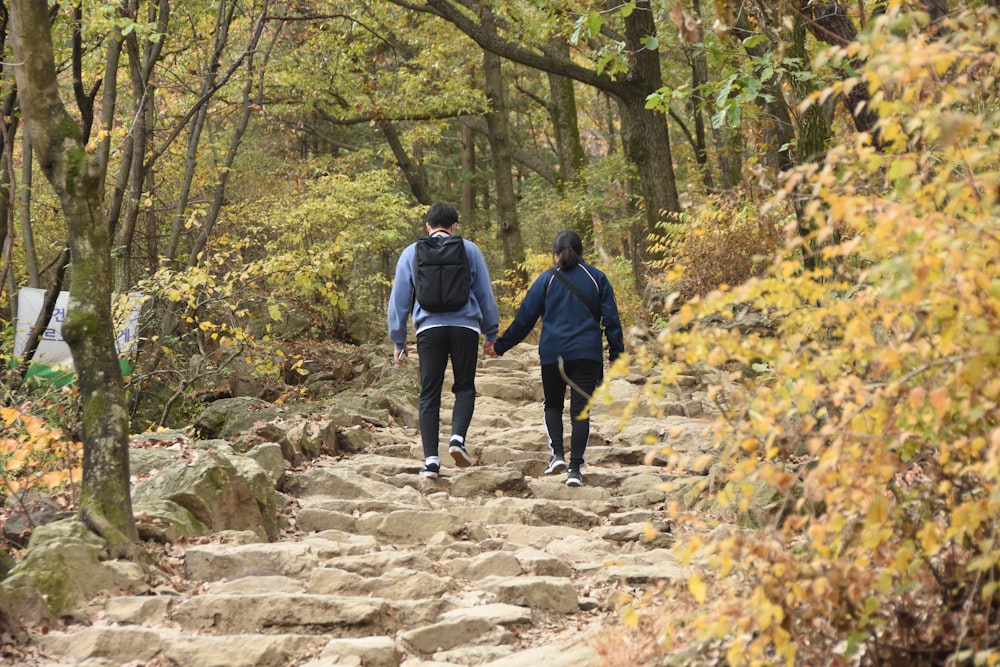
[492,230,624,486]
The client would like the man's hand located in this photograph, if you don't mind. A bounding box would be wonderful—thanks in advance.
[394,346,408,365]
[482,339,498,358]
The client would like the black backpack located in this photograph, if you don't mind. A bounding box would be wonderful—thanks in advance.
[412,235,471,312]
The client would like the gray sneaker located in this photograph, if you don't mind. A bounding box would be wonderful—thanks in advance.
[544,456,567,475]
[565,469,583,486]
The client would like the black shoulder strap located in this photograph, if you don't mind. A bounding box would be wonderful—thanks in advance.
[548,268,600,322]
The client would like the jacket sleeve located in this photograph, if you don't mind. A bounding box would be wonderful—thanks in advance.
[494,273,547,356]
[599,272,625,362]
[387,246,414,349]
[469,243,500,340]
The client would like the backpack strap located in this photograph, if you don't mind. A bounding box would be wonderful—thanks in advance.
[547,267,600,323]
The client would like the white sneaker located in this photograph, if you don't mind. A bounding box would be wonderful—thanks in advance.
[544,456,567,475]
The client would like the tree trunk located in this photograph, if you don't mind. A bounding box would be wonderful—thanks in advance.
[185,13,271,269]
[460,116,476,226]
[0,4,19,299]
[20,134,40,287]
[545,39,592,247]
[619,2,680,288]
[787,5,833,270]
[730,4,796,174]
[380,120,431,205]
[799,0,880,139]
[10,0,140,557]
[482,10,525,279]
[113,0,168,290]
[546,40,586,188]
[688,0,715,191]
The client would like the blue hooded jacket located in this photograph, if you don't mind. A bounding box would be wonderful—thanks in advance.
[494,262,624,365]
[387,236,500,349]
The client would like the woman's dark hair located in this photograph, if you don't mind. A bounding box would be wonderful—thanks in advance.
[552,229,583,270]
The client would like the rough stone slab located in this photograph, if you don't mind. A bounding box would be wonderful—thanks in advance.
[295,508,359,533]
[369,567,453,599]
[308,530,381,553]
[183,539,347,580]
[617,472,672,495]
[306,567,366,595]
[309,566,452,599]
[479,575,578,613]
[595,521,672,547]
[442,551,522,580]
[302,497,430,514]
[447,501,531,526]
[349,454,423,477]
[160,633,325,667]
[324,550,435,577]
[388,597,457,627]
[434,640,519,665]
[401,615,494,654]
[513,548,573,578]
[318,635,399,666]
[541,534,621,563]
[474,446,539,467]
[34,626,171,663]
[357,509,465,541]
[169,593,389,635]
[485,523,593,548]
[529,503,602,529]
[285,467,421,502]
[206,574,306,595]
[526,479,610,501]
[440,602,533,625]
[485,638,601,666]
[447,468,530,499]
[595,563,687,585]
[103,595,172,625]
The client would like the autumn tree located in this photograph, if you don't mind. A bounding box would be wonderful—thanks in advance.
[9,0,139,556]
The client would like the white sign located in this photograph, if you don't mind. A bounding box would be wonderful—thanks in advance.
[14,287,143,368]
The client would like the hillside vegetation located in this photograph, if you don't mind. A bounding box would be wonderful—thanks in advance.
[596,7,1000,666]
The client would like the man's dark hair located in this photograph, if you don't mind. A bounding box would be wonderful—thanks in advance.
[425,203,459,230]
[553,229,584,270]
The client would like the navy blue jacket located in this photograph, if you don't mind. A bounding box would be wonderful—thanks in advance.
[494,262,624,365]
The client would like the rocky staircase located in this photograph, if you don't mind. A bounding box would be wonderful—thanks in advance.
[30,344,710,667]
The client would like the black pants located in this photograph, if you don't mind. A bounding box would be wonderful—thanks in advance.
[417,326,479,460]
[540,358,603,470]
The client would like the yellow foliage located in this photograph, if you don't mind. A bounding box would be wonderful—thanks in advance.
[0,404,82,498]
[613,6,1000,666]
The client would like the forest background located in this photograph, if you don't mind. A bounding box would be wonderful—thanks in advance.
[1,0,999,665]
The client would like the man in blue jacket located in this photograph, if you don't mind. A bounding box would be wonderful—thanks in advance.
[388,203,500,478]
[491,230,624,486]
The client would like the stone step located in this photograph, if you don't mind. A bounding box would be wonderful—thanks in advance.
[19,342,706,666]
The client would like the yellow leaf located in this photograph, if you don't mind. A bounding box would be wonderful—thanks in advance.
[918,522,942,555]
[928,387,950,419]
[688,575,707,603]
[1,407,20,427]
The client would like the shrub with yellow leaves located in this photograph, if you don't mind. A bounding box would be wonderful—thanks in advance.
[606,6,1000,667]
[1,405,82,499]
